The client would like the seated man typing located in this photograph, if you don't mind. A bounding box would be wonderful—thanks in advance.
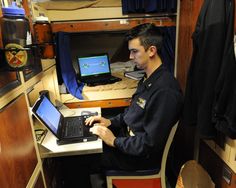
[85,23,183,188]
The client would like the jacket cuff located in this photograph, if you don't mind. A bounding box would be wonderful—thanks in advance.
[113,137,119,148]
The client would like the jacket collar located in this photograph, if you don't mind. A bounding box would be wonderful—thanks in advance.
[139,64,165,90]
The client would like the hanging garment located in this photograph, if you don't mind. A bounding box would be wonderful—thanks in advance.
[160,26,176,75]
[121,0,177,14]
[213,0,236,139]
[182,0,228,138]
[55,32,84,100]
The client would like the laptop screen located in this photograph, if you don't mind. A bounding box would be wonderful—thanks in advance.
[34,96,61,134]
[78,54,110,77]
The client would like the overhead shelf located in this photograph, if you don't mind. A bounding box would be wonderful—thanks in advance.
[51,16,176,33]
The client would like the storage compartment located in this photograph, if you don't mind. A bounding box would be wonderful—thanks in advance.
[0,94,38,188]
[199,140,236,188]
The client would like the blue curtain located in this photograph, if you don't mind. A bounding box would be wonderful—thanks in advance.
[122,0,177,14]
[160,26,176,75]
[55,32,84,100]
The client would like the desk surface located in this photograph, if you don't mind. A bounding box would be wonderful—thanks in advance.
[60,73,138,104]
[38,107,103,158]
[39,133,103,158]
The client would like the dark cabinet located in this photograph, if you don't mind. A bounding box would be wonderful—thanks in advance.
[0,94,38,188]
[199,140,236,188]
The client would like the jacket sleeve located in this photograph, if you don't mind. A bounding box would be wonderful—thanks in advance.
[114,89,183,157]
[109,108,129,128]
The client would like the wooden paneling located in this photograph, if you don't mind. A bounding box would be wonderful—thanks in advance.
[176,0,204,91]
[51,17,176,33]
[0,94,38,188]
[65,98,131,109]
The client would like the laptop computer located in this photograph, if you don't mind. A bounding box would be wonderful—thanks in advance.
[77,53,122,86]
[32,95,97,145]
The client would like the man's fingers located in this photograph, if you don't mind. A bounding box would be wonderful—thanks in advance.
[89,125,100,135]
[89,125,105,135]
[85,116,100,126]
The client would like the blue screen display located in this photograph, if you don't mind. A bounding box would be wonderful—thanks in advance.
[78,55,110,76]
[36,97,61,134]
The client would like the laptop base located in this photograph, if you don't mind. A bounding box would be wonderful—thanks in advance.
[85,76,122,86]
[56,135,98,145]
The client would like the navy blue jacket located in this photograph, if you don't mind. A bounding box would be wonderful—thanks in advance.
[110,65,183,168]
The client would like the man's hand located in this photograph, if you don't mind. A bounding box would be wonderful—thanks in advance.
[90,125,116,147]
[85,116,111,127]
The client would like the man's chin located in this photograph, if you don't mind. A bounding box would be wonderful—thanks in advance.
[135,64,140,68]
[136,66,143,70]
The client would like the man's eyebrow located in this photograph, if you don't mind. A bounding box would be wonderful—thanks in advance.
[129,48,138,51]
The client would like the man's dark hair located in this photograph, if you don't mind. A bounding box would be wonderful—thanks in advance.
[125,23,164,52]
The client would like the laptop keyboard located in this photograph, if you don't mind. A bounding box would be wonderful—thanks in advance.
[86,76,121,86]
[65,116,84,137]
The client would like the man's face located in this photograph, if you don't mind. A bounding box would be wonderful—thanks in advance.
[128,38,149,70]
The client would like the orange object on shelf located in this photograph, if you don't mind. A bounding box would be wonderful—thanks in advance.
[34,22,53,44]
[33,16,55,59]
[40,44,54,59]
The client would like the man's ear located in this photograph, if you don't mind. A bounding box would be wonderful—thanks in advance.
[148,46,157,57]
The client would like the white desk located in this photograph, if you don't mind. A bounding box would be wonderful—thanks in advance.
[38,107,103,158]
[60,73,138,103]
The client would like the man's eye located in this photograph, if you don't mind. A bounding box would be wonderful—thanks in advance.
[131,50,138,53]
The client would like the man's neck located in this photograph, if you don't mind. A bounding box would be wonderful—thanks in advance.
[145,56,162,78]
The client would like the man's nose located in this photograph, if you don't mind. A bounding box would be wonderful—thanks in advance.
[129,53,134,59]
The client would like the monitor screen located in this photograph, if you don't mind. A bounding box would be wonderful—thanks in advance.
[78,54,110,77]
[35,96,61,134]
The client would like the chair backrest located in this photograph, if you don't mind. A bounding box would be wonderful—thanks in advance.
[161,121,179,188]
[105,121,179,188]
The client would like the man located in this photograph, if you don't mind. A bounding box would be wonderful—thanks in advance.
[85,23,183,187]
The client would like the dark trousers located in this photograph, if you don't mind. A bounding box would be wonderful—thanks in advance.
[58,127,159,188]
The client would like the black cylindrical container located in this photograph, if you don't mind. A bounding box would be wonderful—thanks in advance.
[1,2,31,69]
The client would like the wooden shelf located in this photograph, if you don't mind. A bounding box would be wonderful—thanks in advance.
[65,98,131,109]
[51,16,176,33]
